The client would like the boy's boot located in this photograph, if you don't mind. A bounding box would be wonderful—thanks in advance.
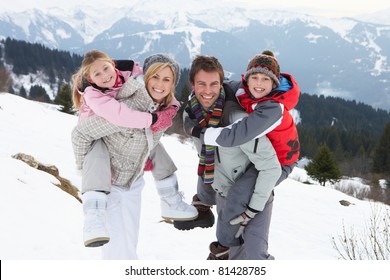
[173,194,215,230]
[206,241,229,260]
[156,174,198,221]
[82,191,110,247]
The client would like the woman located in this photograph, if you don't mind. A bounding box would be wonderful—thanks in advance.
[71,54,196,259]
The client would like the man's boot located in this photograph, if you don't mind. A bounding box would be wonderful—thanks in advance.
[206,241,229,260]
[173,194,214,230]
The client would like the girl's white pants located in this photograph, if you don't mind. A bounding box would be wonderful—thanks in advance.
[101,177,145,260]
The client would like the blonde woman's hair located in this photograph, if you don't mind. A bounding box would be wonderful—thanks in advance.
[143,62,177,109]
[71,50,114,109]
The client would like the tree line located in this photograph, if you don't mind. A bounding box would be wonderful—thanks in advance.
[3,38,82,82]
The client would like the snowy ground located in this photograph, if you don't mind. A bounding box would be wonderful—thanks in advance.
[1,93,389,279]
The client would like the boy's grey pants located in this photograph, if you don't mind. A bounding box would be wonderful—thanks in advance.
[204,163,296,259]
[216,191,275,260]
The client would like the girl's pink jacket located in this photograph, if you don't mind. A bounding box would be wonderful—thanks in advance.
[78,63,154,129]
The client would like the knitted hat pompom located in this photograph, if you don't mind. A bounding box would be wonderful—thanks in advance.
[261,50,275,57]
[244,50,280,87]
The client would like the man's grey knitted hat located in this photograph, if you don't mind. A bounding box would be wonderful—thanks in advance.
[143,54,181,85]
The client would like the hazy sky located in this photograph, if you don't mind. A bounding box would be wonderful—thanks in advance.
[2,0,390,17]
[226,0,390,17]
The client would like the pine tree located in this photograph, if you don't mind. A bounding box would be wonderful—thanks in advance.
[19,86,27,98]
[166,82,191,136]
[54,83,74,114]
[29,85,51,103]
[305,144,341,186]
[373,122,390,175]
[178,82,191,110]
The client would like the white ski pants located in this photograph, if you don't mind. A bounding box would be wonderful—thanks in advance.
[101,177,145,260]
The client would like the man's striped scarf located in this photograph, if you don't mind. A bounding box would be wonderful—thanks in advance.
[189,89,225,185]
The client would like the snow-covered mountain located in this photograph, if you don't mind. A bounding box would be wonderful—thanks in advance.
[1,0,390,110]
[357,7,390,25]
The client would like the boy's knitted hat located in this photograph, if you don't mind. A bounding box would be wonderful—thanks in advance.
[244,50,280,87]
[143,53,181,85]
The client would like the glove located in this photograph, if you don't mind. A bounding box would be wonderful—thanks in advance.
[144,157,153,171]
[150,106,178,133]
[183,115,203,137]
[229,208,258,238]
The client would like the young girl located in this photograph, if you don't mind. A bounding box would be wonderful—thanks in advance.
[71,51,197,250]
[72,51,173,134]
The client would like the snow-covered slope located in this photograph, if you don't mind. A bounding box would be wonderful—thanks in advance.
[1,92,389,261]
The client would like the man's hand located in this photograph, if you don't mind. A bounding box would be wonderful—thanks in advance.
[183,115,198,136]
[229,208,258,238]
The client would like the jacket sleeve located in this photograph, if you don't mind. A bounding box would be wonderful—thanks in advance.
[239,137,281,211]
[201,99,283,147]
[83,78,153,129]
[71,115,124,169]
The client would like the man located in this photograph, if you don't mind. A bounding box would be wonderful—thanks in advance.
[174,55,283,260]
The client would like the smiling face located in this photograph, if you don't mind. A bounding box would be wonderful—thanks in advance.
[247,72,275,99]
[192,69,222,111]
[146,66,175,104]
[87,60,116,88]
